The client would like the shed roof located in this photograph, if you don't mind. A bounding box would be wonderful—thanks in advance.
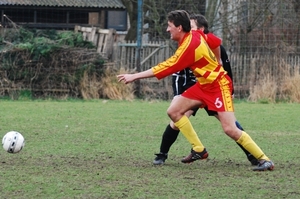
[0,0,125,9]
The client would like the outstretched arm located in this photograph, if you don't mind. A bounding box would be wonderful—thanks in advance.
[117,69,154,84]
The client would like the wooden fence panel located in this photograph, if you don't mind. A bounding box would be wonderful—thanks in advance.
[115,41,173,99]
[230,53,300,98]
[74,25,116,60]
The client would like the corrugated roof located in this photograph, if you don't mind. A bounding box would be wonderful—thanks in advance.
[0,0,125,9]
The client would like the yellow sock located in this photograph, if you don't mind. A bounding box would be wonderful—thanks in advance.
[174,115,205,152]
[236,131,270,161]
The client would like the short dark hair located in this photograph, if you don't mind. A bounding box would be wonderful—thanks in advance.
[190,13,209,34]
[167,10,191,32]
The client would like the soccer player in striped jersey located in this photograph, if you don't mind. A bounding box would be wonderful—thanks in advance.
[117,10,274,171]
[153,13,258,166]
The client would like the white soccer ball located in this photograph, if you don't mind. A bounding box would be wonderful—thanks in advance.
[2,131,25,153]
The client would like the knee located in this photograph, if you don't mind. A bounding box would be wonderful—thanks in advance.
[167,107,181,121]
[167,107,175,119]
[223,124,231,132]
[223,126,241,140]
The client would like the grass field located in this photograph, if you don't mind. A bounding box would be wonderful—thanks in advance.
[0,99,299,199]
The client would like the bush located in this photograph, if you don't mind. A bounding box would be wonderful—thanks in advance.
[0,28,105,99]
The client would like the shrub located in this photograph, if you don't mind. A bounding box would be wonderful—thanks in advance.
[248,74,277,103]
[0,28,105,99]
[280,73,300,102]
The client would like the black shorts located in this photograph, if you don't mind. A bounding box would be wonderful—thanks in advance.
[190,107,199,116]
[204,107,217,116]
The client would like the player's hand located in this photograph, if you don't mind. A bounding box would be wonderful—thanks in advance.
[117,74,135,84]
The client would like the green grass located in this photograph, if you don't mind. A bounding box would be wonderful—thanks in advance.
[0,99,300,199]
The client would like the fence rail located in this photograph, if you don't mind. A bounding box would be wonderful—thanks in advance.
[115,41,171,71]
[114,41,173,99]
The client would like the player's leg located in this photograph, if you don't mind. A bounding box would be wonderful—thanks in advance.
[154,74,198,165]
[213,75,273,171]
[167,96,208,163]
[235,121,258,165]
[153,123,179,165]
[212,110,258,165]
[218,111,274,171]
[153,109,197,165]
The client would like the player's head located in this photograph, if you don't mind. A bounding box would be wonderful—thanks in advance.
[167,10,191,41]
[190,13,209,34]
[167,10,191,32]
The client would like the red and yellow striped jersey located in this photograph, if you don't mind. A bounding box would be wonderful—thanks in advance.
[152,30,226,85]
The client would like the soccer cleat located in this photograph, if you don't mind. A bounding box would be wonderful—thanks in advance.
[153,153,168,165]
[253,160,274,171]
[181,148,208,163]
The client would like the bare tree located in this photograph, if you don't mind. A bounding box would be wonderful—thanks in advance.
[120,0,138,41]
[143,0,206,41]
[292,0,300,48]
[121,0,206,41]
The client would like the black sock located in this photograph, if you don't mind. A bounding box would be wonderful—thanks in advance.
[159,124,180,154]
